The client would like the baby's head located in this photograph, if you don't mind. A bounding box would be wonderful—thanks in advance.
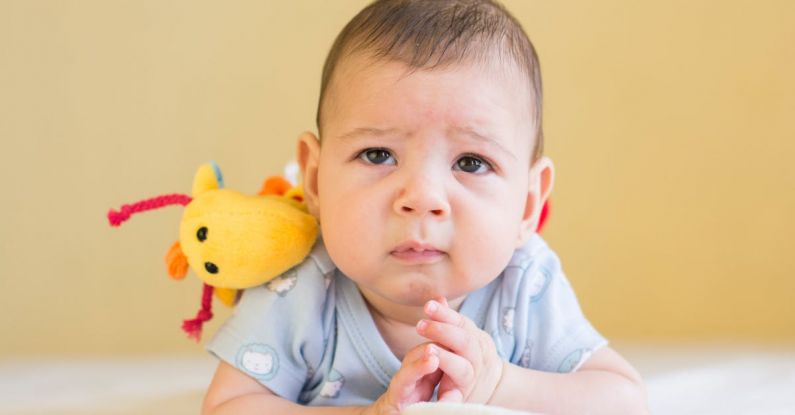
[298,0,553,308]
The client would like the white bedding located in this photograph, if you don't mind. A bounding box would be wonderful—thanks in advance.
[1,344,793,415]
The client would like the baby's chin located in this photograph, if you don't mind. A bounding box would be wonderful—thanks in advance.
[391,275,468,306]
[342,262,480,305]
[355,273,442,307]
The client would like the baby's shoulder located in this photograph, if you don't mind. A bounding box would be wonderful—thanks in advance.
[304,238,337,279]
[206,240,339,399]
[236,239,337,314]
[493,234,567,304]
[506,234,561,275]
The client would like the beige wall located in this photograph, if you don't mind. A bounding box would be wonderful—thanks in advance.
[1,0,793,356]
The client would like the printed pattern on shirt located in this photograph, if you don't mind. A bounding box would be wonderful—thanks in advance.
[237,343,279,380]
[528,267,552,302]
[518,340,533,368]
[264,268,299,296]
[501,306,515,335]
[319,369,345,398]
[558,348,593,373]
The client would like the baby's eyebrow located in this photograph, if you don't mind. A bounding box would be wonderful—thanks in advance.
[337,127,400,141]
[451,126,517,161]
[336,125,517,161]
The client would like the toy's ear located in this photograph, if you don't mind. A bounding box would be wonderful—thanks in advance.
[192,161,224,197]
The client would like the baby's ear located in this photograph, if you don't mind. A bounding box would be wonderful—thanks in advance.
[517,157,555,246]
[297,132,321,217]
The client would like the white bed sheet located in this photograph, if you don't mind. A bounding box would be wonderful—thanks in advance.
[1,344,793,415]
[625,343,795,415]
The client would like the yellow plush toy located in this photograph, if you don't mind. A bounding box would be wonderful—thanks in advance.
[108,161,318,341]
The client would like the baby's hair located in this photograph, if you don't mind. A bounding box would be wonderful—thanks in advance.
[317,0,544,161]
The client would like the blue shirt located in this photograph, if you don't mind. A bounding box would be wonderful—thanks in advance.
[206,234,607,406]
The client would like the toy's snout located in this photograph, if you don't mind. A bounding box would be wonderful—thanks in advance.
[193,225,220,274]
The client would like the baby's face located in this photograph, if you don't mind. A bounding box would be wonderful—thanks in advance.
[301,53,548,307]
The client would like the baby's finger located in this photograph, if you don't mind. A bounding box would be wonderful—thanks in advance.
[431,344,475,389]
[402,341,435,365]
[424,299,476,332]
[389,344,440,399]
[399,344,439,379]
[416,319,471,358]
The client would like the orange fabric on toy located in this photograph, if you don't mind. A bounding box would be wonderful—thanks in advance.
[258,176,292,196]
[166,241,189,280]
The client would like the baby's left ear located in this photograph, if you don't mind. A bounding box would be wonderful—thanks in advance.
[517,156,555,246]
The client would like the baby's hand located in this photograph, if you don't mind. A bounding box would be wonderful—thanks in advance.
[364,343,442,415]
[416,297,505,404]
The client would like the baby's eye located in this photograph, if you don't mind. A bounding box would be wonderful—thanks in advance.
[357,148,396,165]
[454,155,492,174]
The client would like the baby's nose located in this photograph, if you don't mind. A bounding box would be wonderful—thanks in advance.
[399,204,446,216]
[393,177,450,218]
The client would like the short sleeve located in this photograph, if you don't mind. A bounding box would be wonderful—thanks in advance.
[205,242,337,401]
[480,235,608,374]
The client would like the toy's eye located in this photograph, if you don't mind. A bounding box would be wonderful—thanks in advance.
[204,262,219,274]
[197,227,208,242]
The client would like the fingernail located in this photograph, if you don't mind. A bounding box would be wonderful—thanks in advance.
[417,320,428,331]
[427,344,438,356]
[426,301,438,313]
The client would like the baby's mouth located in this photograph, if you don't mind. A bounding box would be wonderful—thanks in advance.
[390,241,446,263]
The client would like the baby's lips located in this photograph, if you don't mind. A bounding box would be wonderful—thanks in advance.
[391,240,444,253]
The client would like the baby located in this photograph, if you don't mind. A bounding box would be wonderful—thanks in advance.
[202,1,647,414]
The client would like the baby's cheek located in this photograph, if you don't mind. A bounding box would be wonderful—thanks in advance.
[320,206,378,276]
[454,228,515,285]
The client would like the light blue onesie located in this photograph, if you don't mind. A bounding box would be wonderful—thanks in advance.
[206,234,607,406]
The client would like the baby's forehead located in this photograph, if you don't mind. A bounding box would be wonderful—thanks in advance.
[324,52,534,126]
[334,49,527,88]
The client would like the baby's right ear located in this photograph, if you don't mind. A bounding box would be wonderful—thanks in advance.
[297,131,321,218]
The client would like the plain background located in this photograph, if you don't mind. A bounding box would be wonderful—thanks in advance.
[1,0,793,357]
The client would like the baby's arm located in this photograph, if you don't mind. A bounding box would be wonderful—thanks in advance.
[489,347,648,414]
[202,361,364,415]
[202,361,360,415]
[202,343,442,415]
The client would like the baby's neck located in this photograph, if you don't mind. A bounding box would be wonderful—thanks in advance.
[367,304,426,360]
[358,287,465,360]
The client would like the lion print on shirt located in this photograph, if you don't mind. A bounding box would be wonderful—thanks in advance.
[237,343,279,380]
